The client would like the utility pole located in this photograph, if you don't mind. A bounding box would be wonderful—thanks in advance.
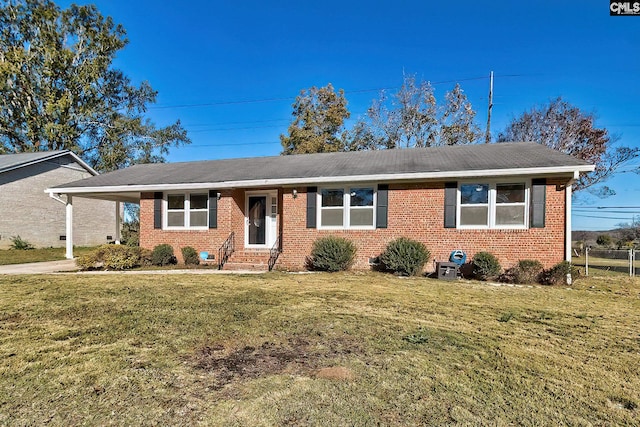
[485,71,494,144]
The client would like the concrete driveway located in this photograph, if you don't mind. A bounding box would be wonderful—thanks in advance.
[0,259,78,274]
[0,259,265,275]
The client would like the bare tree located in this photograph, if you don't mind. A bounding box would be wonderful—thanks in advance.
[497,97,639,193]
[347,75,481,150]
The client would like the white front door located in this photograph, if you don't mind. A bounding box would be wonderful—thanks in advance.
[245,192,277,248]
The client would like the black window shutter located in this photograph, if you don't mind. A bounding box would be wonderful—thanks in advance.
[444,182,457,228]
[530,178,546,228]
[208,190,218,229]
[153,192,163,229]
[376,184,388,228]
[306,187,317,228]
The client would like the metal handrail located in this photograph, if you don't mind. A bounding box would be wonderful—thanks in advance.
[268,235,282,271]
[218,232,235,270]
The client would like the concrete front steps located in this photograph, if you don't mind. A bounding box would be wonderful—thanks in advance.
[222,249,272,271]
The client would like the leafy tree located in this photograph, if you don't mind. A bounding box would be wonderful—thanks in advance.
[121,203,140,246]
[280,83,350,154]
[0,0,189,171]
[497,97,638,193]
[347,75,481,150]
[596,234,612,247]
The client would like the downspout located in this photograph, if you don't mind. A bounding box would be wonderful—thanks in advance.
[49,192,74,259]
[565,171,579,263]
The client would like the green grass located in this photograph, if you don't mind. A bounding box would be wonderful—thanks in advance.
[0,247,97,265]
[1,271,639,425]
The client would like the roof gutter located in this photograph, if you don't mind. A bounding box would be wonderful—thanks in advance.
[46,164,595,195]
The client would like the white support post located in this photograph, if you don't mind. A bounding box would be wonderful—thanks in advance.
[66,195,73,259]
[115,201,121,245]
[565,183,572,262]
[585,246,590,277]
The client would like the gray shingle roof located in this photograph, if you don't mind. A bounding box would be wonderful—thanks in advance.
[0,150,69,173]
[51,142,593,191]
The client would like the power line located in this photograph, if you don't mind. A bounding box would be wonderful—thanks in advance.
[574,214,635,220]
[573,210,640,214]
[573,206,640,209]
[151,74,522,111]
[188,124,286,133]
[184,141,280,147]
[185,118,289,127]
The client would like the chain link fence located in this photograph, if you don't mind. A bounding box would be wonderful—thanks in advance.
[574,248,639,276]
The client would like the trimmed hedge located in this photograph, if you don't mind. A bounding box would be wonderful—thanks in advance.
[380,237,430,276]
[76,245,141,270]
[152,244,177,266]
[308,236,356,272]
[472,251,501,280]
[513,259,544,284]
[181,246,200,266]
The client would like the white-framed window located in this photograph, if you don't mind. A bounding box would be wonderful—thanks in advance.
[165,192,208,229]
[458,181,528,229]
[319,186,376,229]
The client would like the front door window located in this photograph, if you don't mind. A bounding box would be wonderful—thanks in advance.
[248,196,266,245]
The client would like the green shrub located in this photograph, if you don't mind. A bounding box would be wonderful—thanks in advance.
[10,235,34,250]
[102,245,140,270]
[380,237,430,276]
[151,244,177,266]
[181,246,200,266]
[75,245,141,270]
[472,251,501,280]
[512,259,543,284]
[308,236,356,272]
[76,251,100,270]
[139,248,154,267]
[540,261,580,286]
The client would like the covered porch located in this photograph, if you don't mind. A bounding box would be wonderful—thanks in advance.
[46,189,140,259]
[47,185,285,270]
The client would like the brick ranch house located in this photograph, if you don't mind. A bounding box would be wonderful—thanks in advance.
[47,142,593,271]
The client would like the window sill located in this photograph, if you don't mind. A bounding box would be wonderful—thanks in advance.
[162,227,210,231]
[455,227,530,232]
[317,226,376,231]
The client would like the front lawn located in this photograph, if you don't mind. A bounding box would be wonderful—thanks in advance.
[0,271,638,425]
[0,246,96,265]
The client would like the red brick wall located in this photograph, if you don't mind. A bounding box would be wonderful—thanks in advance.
[277,181,567,271]
[140,190,245,263]
[139,180,567,270]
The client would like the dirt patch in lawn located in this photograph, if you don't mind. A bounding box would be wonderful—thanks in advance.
[193,337,360,389]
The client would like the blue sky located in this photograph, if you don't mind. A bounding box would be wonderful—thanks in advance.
[59,0,640,231]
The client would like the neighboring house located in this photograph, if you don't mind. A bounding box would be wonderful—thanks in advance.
[0,150,119,250]
[48,143,594,270]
